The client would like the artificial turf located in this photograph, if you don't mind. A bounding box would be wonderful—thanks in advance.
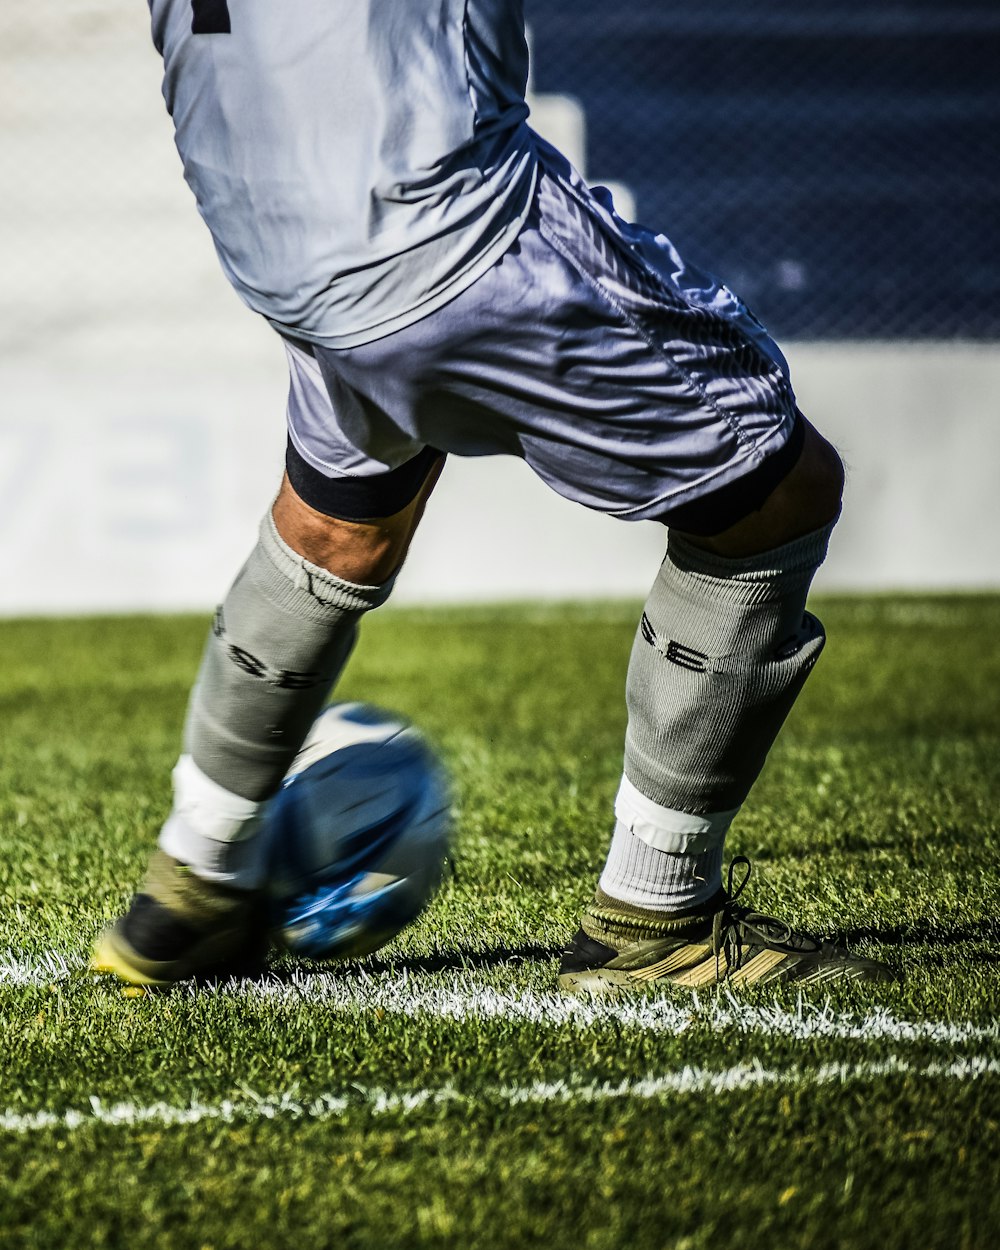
[1,597,998,1249]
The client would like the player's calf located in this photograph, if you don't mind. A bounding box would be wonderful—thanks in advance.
[93,483,420,986]
[562,422,887,992]
[606,420,841,908]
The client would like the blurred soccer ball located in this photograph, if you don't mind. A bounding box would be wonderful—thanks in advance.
[263,702,450,960]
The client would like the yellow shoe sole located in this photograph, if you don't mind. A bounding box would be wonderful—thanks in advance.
[90,923,265,988]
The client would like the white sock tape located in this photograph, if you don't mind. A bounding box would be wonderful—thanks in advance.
[164,755,263,844]
[614,773,737,854]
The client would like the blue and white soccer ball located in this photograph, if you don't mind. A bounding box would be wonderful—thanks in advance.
[262,703,450,961]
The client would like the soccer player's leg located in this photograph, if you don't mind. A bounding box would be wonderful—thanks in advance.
[425,152,896,992]
[92,446,444,987]
[560,420,893,991]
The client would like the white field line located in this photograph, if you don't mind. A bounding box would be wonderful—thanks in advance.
[3,949,999,1048]
[240,969,1000,1048]
[2,1056,998,1136]
[0,950,76,985]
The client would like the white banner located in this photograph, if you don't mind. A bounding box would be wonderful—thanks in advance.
[2,343,999,615]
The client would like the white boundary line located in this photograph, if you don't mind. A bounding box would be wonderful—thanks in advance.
[3,950,998,1048]
[0,951,75,985]
[2,1057,998,1136]
[242,970,1000,1047]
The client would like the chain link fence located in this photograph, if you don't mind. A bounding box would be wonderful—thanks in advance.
[1,1,997,363]
[529,0,1000,340]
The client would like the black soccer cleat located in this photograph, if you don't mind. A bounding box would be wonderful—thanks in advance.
[559,857,895,994]
[92,850,267,987]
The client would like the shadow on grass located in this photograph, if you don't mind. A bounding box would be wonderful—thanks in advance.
[265,941,564,982]
[363,941,564,976]
[831,916,1000,948]
[263,921,1000,986]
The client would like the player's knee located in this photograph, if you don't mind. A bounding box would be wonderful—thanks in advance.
[272,480,412,586]
[754,422,845,546]
[683,419,843,558]
[283,513,410,586]
[795,424,845,530]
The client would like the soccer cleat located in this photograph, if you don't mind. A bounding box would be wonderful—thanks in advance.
[91,850,266,987]
[559,857,894,994]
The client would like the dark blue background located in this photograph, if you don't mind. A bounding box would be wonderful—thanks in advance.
[527,1,1000,339]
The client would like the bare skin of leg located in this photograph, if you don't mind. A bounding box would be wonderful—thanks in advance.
[678,416,845,559]
[271,457,445,583]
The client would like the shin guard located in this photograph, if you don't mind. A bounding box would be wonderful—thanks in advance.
[159,511,394,884]
[622,524,833,832]
[181,511,393,802]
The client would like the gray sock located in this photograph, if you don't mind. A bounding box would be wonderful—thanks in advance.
[185,510,393,802]
[158,511,393,887]
[624,523,833,818]
[595,523,832,915]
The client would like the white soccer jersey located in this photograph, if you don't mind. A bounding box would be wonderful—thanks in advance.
[148,0,538,346]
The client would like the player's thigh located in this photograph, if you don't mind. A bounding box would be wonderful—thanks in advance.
[278,335,445,582]
[504,159,805,530]
[279,151,808,540]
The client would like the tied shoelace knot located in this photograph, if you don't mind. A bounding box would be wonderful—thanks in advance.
[714,855,819,979]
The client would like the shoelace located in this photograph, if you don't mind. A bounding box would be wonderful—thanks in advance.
[714,856,818,979]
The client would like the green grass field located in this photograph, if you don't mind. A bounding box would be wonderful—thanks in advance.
[1,597,999,1249]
